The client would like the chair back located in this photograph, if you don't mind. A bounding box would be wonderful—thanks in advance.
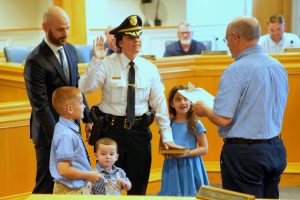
[74,45,93,63]
[4,46,33,63]
[201,40,212,50]
[165,40,176,48]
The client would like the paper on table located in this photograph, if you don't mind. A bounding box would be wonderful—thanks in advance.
[178,88,215,108]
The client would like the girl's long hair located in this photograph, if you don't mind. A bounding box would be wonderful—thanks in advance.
[168,84,197,135]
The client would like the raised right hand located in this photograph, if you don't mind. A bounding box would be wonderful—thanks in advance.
[93,36,108,59]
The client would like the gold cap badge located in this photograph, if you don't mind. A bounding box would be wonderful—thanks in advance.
[129,16,137,26]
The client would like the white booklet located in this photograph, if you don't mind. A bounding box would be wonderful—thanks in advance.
[178,87,215,109]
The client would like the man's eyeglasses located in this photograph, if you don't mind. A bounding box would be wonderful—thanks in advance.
[223,34,234,44]
[223,33,240,44]
[179,31,192,35]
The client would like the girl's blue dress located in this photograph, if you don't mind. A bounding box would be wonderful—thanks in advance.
[158,120,209,196]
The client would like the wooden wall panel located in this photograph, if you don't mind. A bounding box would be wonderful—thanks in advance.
[0,51,5,62]
[252,0,291,35]
[0,126,36,196]
[53,0,87,44]
[0,63,27,102]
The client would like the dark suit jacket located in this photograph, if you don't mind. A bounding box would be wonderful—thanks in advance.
[24,40,90,145]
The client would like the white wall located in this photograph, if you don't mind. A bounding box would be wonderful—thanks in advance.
[86,0,185,28]
[187,0,252,51]
[0,0,51,49]
[0,0,43,29]
[156,0,186,26]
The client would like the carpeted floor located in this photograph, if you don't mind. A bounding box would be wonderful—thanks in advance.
[211,184,300,199]
[279,186,300,199]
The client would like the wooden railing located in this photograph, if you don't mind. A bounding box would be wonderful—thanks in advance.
[0,51,5,62]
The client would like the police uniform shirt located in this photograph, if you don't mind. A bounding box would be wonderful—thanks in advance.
[79,53,173,142]
[258,32,300,53]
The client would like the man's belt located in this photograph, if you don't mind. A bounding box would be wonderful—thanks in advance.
[223,135,280,144]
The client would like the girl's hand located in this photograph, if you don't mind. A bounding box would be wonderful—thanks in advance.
[163,154,174,159]
[162,141,184,149]
[173,151,190,158]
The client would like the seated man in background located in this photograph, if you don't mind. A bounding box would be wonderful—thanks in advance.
[259,14,300,53]
[90,27,117,57]
[163,22,207,57]
[104,27,117,55]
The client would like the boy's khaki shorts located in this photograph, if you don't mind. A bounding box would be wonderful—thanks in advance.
[53,182,90,195]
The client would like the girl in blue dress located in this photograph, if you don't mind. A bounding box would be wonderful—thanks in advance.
[158,84,209,196]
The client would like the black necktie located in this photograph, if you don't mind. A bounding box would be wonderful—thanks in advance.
[127,61,135,125]
[58,48,70,83]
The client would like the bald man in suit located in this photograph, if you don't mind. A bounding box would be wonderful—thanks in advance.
[24,6,92,193]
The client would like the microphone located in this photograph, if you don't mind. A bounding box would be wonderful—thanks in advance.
[214,37,219,50]
[154,0,161,26]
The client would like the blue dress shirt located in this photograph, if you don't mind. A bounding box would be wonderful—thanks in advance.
[213,45,288,139]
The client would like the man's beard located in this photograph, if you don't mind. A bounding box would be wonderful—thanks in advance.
[48,30,67,46]
[271,36,282,43]
[180,39,192,45]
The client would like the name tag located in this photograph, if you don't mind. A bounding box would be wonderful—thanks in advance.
[112,76,121,80]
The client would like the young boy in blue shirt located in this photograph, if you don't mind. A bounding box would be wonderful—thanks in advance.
[50,86,101,194]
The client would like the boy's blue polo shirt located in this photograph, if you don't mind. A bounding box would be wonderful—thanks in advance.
[50,117,91,189]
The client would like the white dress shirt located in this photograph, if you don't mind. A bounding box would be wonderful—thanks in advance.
[258,32,300,53]
[79,53,174,142]
[44,37,70,80]
[44,37,68,65]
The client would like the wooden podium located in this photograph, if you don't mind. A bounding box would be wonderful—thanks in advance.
[197,186,255,200]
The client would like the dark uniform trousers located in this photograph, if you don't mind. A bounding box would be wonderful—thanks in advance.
[103,124,152,195]
[220,137,286,199]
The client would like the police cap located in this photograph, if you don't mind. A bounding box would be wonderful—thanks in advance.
[109,15,142,37]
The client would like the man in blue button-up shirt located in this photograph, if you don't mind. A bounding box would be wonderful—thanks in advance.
[193,16,288,199]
